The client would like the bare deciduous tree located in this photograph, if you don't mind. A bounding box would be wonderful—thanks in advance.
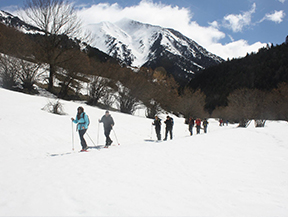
[224,88,268,127]
[0,54,43,93]
[23,0,81,37]
[0,54,19,89]
[115,82,139,115]
[145,99,161,119]
[177,88,207,119]
[268,83,288,120]
[18,59,43,93]
[87,76,112,106]
[22,0,82,91]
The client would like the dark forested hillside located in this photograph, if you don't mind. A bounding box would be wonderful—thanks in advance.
[188,43,288,113]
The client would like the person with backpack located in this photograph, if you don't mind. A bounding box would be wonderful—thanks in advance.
[188,117,194,136]
[203,118,209,133]
[195,118,201,134]
[163,116,173,141]
[99,110,114,148]
[71,106,89,151]
[152,116,161,141]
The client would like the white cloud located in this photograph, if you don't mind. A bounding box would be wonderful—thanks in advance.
[77,1,192,27]
[209,40,266,60]
[209,21,220,29]
[222,3,256,32]
[261,10,286,23]
[279,0,285,3]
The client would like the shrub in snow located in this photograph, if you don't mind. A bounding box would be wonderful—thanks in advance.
[42,99,66,115]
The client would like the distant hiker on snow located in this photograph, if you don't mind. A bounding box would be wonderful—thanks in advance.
[203,118,209,133]
[219,119,223,126]
[99,111,114,148]
[152,116,161,141]
[188,117,194,136]
[164,116,174,141]
[195,118,201,134]
[71,106,89,152]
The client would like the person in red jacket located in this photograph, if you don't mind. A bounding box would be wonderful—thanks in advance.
[195,118,201,134]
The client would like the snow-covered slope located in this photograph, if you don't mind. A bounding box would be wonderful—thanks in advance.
[0,87,288,216]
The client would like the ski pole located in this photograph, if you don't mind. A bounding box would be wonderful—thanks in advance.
[112,128,120,145]
[71,120,74,151]
[86,132,97,147]
[97,121,100,145]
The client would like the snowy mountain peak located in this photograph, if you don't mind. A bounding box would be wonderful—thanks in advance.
[0,10,43,34]
[86,18,223,84]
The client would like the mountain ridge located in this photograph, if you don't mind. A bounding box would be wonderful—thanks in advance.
[87,18,224,85]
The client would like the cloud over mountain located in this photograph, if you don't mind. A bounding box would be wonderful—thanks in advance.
[75,0,266,60]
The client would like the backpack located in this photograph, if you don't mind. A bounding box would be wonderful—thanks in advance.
[84,112,90,126]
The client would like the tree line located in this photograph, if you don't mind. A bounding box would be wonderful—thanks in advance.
[188,42,288,122]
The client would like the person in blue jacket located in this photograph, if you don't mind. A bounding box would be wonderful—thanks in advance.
[71,106,89,151]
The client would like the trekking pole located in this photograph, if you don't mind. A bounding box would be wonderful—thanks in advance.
[71,120,74,151]
[97,121,100,145]
[150,124,153,140]
[86,132,97,147]
[112,128,120,145]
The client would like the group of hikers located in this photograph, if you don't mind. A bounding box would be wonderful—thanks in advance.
[187,117,209,135]
[72,107,114,151]
[152,116,174,141]
[152,116,209,141]
[219,119,229,126]
[71,106,209,151]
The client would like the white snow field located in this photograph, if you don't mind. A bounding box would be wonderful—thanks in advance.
[0,87,288,216]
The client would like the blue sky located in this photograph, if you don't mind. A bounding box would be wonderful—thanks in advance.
[1,0,287,59]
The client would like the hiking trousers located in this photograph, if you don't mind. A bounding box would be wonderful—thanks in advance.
[78,129,87,150]
[164,128,173,140]
[104,128,112,146]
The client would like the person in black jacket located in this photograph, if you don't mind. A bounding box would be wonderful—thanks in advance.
[188,117,194,136]
[99,111,115,148]
[203,118,209,133]
[163,116,173,141]
[152,116,161,141]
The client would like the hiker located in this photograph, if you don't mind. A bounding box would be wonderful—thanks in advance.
[188,117,194,136]
[195,118,201,134]
[71,106,89,151]
[203,118,209,133]
[99,110,114,148]
[152,116,161,141]
[163,116,174,141]
[219,119,223,126]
